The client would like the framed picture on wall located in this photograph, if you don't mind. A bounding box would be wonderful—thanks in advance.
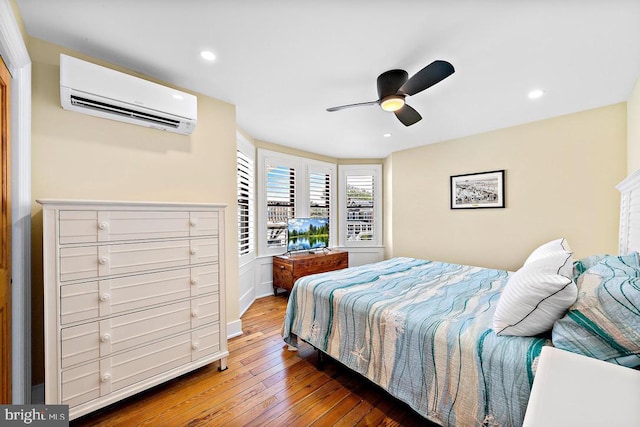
[450,170,505,209]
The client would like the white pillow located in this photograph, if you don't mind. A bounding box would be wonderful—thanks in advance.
[493,239,576,336]
[524,238,573,277]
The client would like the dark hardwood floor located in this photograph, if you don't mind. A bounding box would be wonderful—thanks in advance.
[71,295,435,426]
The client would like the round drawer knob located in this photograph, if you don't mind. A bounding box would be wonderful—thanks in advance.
[101,373,111,383]
[190,278,199,286]
[98,257,109,265]
[191,310,199,318]
[100,333,111,343]
[98,221,109,231]
[99,293,110,302]
[192,342,199,350]
[190,249,197,255]
[190,219,197,227]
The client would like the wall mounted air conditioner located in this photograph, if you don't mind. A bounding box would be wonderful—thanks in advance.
[60,54,197,135]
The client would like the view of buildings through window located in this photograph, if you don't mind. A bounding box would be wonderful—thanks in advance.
[266,167,332,250]
[267,168,373,246]
[260,149,376,252]
[346,175,374,241]
[309,171,330,219]
[266,164,295,248]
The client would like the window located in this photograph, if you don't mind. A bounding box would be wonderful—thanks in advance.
[237,136,255,261]
[339,164,382,247]
[346,174,374,241]
[266,164,296,249]
[309,170,331,219]
[257,149,336,256]
[237,149,254,256]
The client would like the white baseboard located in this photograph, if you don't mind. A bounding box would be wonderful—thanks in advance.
[227,319,243,339]
[239,288,255,318]
[256,281,275,298]
[257,289,278,299]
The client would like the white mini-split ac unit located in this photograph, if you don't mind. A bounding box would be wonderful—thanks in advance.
[60,54,197,135]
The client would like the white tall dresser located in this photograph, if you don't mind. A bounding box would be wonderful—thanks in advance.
[38,200,228,420]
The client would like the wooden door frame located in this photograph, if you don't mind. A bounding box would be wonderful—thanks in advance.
[0,0,33,404]
[0,52,11,405]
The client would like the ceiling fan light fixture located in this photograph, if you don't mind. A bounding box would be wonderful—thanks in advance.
[326,60,454,126]
[380,96,405,112]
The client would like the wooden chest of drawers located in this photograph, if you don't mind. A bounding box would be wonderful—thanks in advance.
[38,200,228,420]
[273,250,348,293]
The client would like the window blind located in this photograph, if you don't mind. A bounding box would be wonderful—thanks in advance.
[309,171,331,219]
[237,149,254,256]
[266,164,296,248]
[346,174,374,241]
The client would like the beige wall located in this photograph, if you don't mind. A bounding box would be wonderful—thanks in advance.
[383,155,393,259]
[388,103,627,271]
[29,37,239,384]
[628,77,640,174]
[254,138,338,163]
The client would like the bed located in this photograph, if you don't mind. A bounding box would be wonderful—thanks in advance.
[282,171,640,427]
[283,257,545,426]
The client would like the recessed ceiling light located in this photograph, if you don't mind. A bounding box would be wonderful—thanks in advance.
[200,50,216,61]
[383,133,392,138]
[528,89,545,99]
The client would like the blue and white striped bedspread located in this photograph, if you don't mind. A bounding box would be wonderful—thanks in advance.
[282,257,549,427]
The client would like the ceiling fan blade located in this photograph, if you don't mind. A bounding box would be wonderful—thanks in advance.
[377,69,409,99]
[398,60,455,96]
[326,100,379,112]
[394,104,422,126]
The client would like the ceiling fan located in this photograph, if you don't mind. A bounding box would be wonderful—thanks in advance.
[326,60,455,126]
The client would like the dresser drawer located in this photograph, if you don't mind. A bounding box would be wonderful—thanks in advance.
[61,333,194,408]
[61,361,100,408]
[191,293,220,329]
[60,264,219,325]
[59,211,99,245]
[273,259,294,290]
[190,238,219,265]
[192,326,221,360]
[107,333,194,393]
[189,211,219,237]
[97,211,191,242]
[60,322,101,369]
[59,210,190,244]
[61,328,222,408]
[190,263,220,296]
[61,294,221,368]
[60,281,101,324]
[59,246,100,282]
[100,240,191,278]
[61,301,191,368]
[59,210,219,245]
[59,238,218,282]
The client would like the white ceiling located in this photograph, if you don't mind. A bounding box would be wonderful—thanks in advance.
[14,0,640,159]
